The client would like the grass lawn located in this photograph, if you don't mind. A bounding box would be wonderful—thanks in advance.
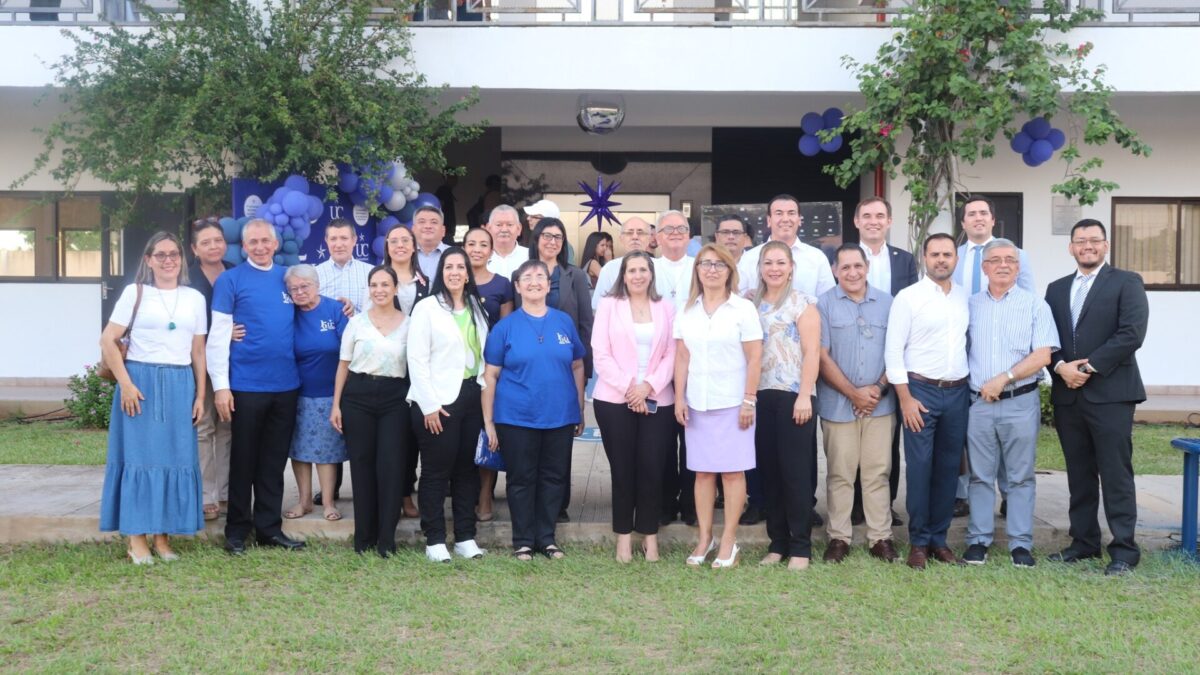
[2,540,1199,671]
[1035,423,1194,475]
[0,421,107,465]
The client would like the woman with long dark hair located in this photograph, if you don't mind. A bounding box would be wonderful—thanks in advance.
[407,247,491,561]
[100,231,208,564]
[579,230,614,289]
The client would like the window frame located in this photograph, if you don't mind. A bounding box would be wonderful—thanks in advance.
[0,191,116,284]
[1111,196,1200,292]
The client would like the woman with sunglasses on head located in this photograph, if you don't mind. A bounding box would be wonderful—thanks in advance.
[579,230,614,289]
[100,232,209,564]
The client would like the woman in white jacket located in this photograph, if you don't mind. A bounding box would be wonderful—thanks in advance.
[407,247,491,562]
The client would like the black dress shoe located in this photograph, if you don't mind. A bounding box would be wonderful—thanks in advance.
[891,508,904,527]
[953,498,970,518]
[556,510,571,524]
[738,505,765,526]
[256,533,306,550]
[1105,560,1135,576]
[1047,548,1102,563]
[681,510,698,527]
[811,512,824,528]
[224,538,246,556]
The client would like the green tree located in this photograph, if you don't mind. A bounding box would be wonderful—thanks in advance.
[16,0,480,220]
[826,0,1150,251]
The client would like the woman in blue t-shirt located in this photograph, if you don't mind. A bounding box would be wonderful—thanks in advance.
[482,259,585,561]
[281,264,348,522]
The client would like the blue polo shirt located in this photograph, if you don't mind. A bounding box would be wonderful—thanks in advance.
[484,308,585,429]
[294,296,348,398]
[212,263,301,392]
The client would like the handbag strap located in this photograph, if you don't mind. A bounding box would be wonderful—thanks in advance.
[122,283,144,339]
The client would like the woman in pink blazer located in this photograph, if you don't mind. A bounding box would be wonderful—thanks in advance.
[591,251,677,563]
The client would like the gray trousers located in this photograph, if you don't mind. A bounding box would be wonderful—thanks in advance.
[966,391,1039,550]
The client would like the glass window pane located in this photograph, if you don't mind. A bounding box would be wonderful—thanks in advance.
[1114,202,1177,286]
[0,195,54,277]
[109,228,123,277]
[1181,203,1200,286]
[58,196,103,278]
[0,230,37,276]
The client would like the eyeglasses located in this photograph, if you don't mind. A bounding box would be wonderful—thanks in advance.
[287,282,315,293]
[540,232,564,243]
[518,274,549,283]
[151,251,181,262]
[1071,237,1106,246]
[659,225,689,235]
[983,256,1019,266]
[715,229,744,238]
[696,260,728,271]
[856,315,874,339]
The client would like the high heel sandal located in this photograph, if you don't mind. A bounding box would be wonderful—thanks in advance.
[712,542,741,569]
[127,549,154,566]
[686,537,718,566]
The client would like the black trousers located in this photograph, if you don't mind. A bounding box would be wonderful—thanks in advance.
[341,373,410,556]
[594,400,675,535]
[226,388,299,542]
[412,380,483,546]
[756,390,816,558]
[662,422,695,518]
[1054,399,1140,565]
[498,423,573,550]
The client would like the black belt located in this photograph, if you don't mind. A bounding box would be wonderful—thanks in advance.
[972,381,1039,400]
[350,371,404,382]
[908,372,968,388]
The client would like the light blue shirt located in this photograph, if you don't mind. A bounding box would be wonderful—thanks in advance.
[816,285,895,423]
[954,239,1035,295]
[967,285,1059,391]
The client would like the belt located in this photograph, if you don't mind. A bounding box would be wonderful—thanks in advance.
[972,381,1039,401]
[907,372,968,388]
[350,371,404,382]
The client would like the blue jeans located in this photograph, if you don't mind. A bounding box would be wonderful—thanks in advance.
[903,380,969,548]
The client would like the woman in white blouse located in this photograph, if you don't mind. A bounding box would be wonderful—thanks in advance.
[673,244,763,569]
[99,232,209,564]
[407,248,490,562]
[331,265,411,558]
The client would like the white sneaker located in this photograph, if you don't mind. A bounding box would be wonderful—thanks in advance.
[425,543,451,563]
[454,540,487,559]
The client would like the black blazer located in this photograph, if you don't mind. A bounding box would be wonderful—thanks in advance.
[887,245,920,296]
[1045,264,1148,406]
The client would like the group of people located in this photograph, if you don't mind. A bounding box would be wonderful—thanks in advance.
[98,192,1148,576]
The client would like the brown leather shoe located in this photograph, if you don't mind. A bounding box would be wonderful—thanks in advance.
[869,539,899,563]
[930,546,963,565]
[906,545,928,570]
[823,539,851,564]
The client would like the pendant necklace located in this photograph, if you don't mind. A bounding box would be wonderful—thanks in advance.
[525,310,546,344]
[159,287,180,330]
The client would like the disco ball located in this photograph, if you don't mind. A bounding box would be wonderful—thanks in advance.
[577,95,626,135]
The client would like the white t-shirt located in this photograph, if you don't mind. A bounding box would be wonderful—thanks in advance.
[673,294,762,411]
[111,284,207,366]
[486,245,530,280]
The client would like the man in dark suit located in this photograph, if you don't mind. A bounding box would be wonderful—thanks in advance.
[851,197,919,526]
[1045,219,1148,576]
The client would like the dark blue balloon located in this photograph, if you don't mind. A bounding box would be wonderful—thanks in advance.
[377,184,394,207]
[396,202,417,222]
[220,218,241,243]
[337,172,359,194]
[283,175,309,194]
[350,188,369,207]
[1025,116,1052,141]
[282,240,299,254]
[372,235,386,260]
[1029,139,1054,164]
[1010,131,1033,154]
[274,254,285,265]
[820,135,844,153]
[223,244,242,264]
[271,186,288,203]
[412,192,441,210]
[801,113,824,135]
[1022,151,1040,167]
[306,195,323,221]
[798,134,821,157]
[268,202,283,215]
[1046,128,1066,150]
[273,213,289,226]
[282,190,309,217]
[822,107,844,131]
[378,216,400,235]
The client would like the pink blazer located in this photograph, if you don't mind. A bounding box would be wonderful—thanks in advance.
[591,296,676,406]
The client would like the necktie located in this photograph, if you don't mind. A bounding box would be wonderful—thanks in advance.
[1071,274,1093,331]
[971,245,982,294]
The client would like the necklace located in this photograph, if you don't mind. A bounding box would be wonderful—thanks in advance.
[523,309,547,344]
[158,287,180,330]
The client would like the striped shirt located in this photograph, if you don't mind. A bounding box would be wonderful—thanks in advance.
[316,257,372,314]
[967,285,1059,391]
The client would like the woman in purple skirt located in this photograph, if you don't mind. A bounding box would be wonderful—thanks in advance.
[673,244,763,569]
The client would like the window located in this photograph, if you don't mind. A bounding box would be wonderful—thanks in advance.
[0,193,122,281]
[0,196,54,278]
[1113,198,1200,290]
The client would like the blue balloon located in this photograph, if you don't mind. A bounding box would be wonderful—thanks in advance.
[1022,151,1040,167]
[306,195,323,221]
[378,216,400,235]
[240,246,248,259]
[288,215,306,229]
[412,192,441,210]
[268,202,283,215]
[337,172,359,194]
[372,235,386,260]
[350,188,369,207]
[220,218,241,243]
[283,175,309,194]
[223,244,242,264]
[801,112,824,135]
[1029,138,1054,164]
[822,107,844,131]
[377,184,394,207]
[285,253,301,267]
[1046,127,1066,150]
[271,186,288,203]
[282,240,299,254]
[295,223,311,242]
[1010,131,1033,154]
[1025,116,1052,140]
[274,254,285,265]
[395,202,417,222]
[820,135,844,153]
[798,134,821,157]
[273,213,289,226]
[282,190,308,217]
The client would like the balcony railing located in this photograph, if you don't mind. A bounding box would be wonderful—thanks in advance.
[0,0,179,24]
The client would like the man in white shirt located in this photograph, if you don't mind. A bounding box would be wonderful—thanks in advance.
[315,218,371,315]
[485,204,529,280]
[737,194,836,297]
[953,195,1035,294]
[591,216,654,311]
[713,214,754,266]
[413,206,450,281]
[884,232,970,569]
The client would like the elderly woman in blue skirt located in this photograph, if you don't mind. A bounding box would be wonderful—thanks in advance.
[282,264,349,522]
[100,232,208,564]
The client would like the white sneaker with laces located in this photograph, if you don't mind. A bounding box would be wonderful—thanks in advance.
[454,540,487,559]
[425,543,452,563]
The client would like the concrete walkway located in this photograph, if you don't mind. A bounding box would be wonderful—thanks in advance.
[2,434,1195,556]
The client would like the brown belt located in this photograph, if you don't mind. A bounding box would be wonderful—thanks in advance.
[907,372,968,388]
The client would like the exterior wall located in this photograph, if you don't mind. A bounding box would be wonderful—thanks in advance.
[0,283,99,378]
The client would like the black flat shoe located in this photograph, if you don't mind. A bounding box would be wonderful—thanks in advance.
[1046,548,1102,564]
[738,505,764,526]
[256,533,306,550]
[224,538,246,556]
[1104,560,1135,576]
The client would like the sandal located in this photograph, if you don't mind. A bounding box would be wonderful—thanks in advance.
[284,504,313,519]
[541,545,566,560]
[203,504,220,521]
[323,509,342,521]
[512,547,534,561]
[475,509,494,523]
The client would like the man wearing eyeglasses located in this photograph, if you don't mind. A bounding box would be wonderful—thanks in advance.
[736,194,835,297]
[816,244,897,563]
[713,214,755,265]
[591,216,655,311]
[961,239,1058,569]
[1044,219,1148,576]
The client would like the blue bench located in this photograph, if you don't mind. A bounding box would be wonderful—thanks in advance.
[1171,437,1200,561]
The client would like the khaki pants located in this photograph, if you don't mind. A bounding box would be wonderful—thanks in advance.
[823,414,895,544]
[196,382,232,505]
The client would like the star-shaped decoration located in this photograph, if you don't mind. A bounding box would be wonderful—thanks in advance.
[315,245,328,260]
[578,175,622,232]
[358,233,366,242]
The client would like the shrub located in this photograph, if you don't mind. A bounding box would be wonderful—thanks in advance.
[1039,381,1054,427]
[65,364,115,429]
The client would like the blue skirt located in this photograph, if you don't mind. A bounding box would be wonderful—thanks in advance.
[290,395,347,464]
[99,361,205,535]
